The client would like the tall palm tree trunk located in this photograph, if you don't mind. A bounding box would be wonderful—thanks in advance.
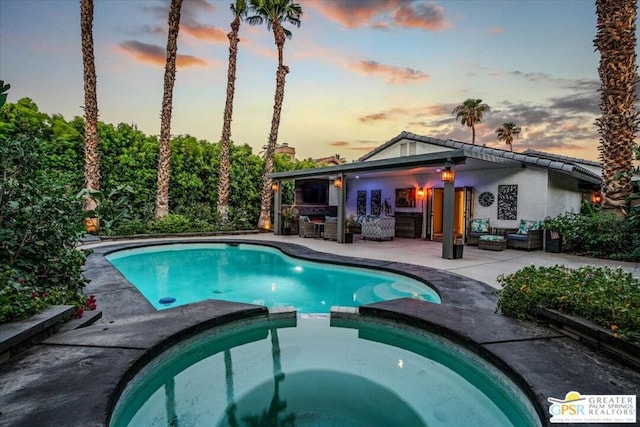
[594,0,638,216]
[81,0,99,214]
[155,0,183,219]
[257,21,288,230]
[217,15,241,225]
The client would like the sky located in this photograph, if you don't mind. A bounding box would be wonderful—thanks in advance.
[0,0,633,162]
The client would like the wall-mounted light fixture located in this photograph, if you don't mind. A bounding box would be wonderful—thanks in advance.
[591,192,601,204]
[416,188,425,199]
[441,167,454,182]
[333,177,343,188]
[271,182,279,192]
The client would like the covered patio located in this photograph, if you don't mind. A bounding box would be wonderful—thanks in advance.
[269,148,519,259]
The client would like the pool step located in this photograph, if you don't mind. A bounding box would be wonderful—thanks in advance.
[354,285,376,305]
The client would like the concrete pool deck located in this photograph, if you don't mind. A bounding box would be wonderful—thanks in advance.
[0,235,638,426]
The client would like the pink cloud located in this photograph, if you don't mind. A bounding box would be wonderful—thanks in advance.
[181,24,227,42]
[303,0,450,31]
[330,141,350,147]
[392,3,451,31]
[489,27,505,34]
[303,0,400,28]
[349,60,429,84]
[118,41,210,68]
[360,113,389,123]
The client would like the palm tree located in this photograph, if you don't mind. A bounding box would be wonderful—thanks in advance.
[0,80,10,108]
[217,0,248,225]
[80,0,100,221]
[247,0,302,231]
[594,0,638,216]
[495,122,521,152]
[452,98,491,144]
[155,0,184,218]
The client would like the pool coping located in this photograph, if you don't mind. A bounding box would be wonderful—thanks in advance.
[0,238,638,427]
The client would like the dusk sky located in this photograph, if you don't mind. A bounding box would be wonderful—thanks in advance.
[1,0,633,162]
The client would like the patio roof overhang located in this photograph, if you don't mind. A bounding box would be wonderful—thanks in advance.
[268,148,520,181]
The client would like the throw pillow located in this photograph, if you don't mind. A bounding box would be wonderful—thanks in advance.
[470,218,490,233]
[517,219,541,234]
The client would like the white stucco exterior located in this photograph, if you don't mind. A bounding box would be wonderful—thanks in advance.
[346,135,597,235]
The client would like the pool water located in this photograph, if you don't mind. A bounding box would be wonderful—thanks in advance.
[110,317,541,427]
[106,243,441,313]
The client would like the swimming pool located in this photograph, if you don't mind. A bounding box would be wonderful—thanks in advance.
[106,243,441,313]
[110,316,541,427]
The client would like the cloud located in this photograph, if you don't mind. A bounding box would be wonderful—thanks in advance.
[349,60,429,84]
[392,3,451,31]
[118,41,209,68]
[360,112,389,122]
[489,27,504,34]
[304,0,399,28]
[139,0,225,43]
[330,141,350,147]
[181,0,226,42]
[181,24,227,42]
[304,0,450,31]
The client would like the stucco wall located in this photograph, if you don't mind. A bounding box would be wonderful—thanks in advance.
[463,166,548,229]
[546,170,583,217]
[342,164,587,236]
[345,166,557,227]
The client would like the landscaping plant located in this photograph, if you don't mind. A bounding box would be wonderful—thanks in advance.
[0,135,90,322]
[497,265,640,343]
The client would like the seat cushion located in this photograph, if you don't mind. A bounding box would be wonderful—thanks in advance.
[479,235,505,242]
[507,233,528,241]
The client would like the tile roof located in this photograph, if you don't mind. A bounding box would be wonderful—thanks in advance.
[359,131,602,184]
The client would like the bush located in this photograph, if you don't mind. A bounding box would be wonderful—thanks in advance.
[112,219,148,236]
[496,265,640,343]
[148,214,191,234]
[544,208,639,261]
[0,135,89,322]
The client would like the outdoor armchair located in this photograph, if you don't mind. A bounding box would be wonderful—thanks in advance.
[506,219,543,250]
[467,218,492,245]
[298,216,315,238]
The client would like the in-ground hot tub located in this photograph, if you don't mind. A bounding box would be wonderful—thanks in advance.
[110,316,541,427]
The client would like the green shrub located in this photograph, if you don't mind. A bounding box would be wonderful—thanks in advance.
[148,214,191,234]
[112,219,148,236]
[544,208,639,261]
[0,135,89,322]
[497,265,640,343]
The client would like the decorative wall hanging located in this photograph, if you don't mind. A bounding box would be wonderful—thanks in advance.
[383,198,392,216]
[370,190,382,216]
[479,191,495,207]
[357,191,367,215]
[497,185,518,220]
[395,188,416,208]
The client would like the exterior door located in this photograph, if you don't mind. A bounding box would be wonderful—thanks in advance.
[430,188,468,241]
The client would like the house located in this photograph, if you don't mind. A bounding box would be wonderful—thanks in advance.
[269,131,602,257]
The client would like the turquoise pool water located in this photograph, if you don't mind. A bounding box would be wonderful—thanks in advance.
[110,317,541,427]
[106,243,441,313]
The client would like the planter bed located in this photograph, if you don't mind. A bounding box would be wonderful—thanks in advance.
[535,307,640,371]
